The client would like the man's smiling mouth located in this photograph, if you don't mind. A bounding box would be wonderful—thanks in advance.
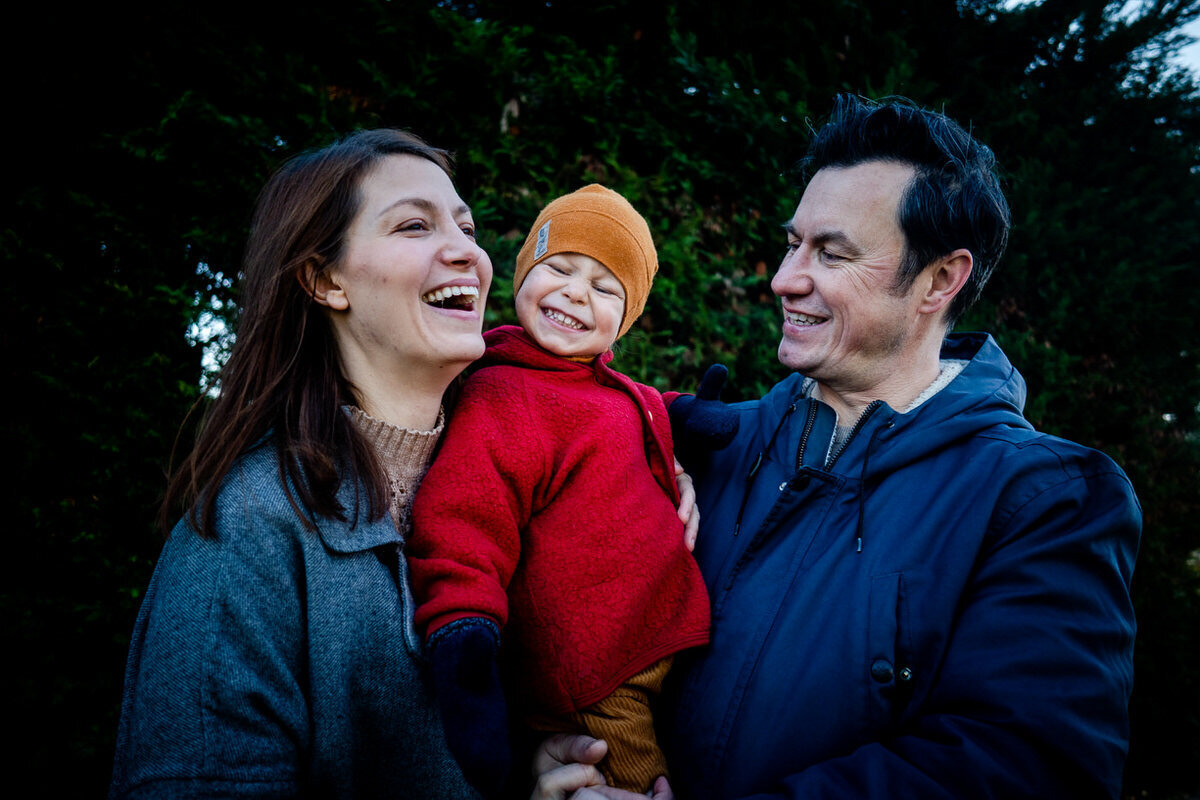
[785,310,826,326]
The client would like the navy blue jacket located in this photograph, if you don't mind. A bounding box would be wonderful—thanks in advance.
[662,333,1141,799]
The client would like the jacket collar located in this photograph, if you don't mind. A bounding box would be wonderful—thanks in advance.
[760,331,1032,478]
[313,487,404,554]
[480,325,613,373]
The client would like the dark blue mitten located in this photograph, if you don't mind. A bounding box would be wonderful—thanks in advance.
[670,364,739,465]
[429,619,509,797]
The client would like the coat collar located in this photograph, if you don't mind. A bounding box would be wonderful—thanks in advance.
[312,485,404,554]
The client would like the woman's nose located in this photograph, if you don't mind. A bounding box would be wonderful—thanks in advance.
[441,229,483,268]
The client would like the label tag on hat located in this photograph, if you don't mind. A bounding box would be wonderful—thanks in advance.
[533,220,550,261]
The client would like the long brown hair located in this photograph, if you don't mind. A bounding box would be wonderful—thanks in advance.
[161,130,456,538]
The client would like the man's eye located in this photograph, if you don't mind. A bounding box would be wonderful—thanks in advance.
[819,248,844,264]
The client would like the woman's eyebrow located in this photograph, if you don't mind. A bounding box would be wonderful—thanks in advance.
[375,197,473,220]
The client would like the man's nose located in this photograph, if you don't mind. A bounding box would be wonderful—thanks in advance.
[771,249,814,297]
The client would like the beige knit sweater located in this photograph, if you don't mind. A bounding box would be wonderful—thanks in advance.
[346,406,444,536]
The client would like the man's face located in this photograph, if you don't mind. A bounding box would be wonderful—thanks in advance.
[771,161,926,396]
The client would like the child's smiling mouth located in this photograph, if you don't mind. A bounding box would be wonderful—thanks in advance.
[541,307,587,330]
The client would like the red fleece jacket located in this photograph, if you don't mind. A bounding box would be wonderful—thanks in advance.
[409,326,710,715]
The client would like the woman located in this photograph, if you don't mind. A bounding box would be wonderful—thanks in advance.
[110,130,490,798]
[110,129,690,799]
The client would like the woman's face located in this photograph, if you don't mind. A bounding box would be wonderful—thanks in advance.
[326,154,492,388]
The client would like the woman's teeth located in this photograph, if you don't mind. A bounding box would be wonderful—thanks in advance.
[422,285,479,308]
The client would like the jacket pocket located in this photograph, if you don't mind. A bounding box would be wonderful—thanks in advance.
[867,572,913,730]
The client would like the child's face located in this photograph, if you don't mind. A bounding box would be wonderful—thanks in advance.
[515,252,626,359]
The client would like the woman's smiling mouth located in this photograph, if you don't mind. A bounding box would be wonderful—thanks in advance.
[421,285,479,310]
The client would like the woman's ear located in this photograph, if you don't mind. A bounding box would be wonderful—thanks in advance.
[300,258,349,311]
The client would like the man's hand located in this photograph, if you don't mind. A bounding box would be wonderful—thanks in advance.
[674,459,699,551]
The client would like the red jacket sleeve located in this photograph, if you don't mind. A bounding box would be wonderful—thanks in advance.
[407,370,546,640]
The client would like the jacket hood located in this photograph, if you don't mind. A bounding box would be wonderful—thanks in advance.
[480,325,613,373]
[476,325,679,506]
[867,332,1033,477]
[761,332,1033,479]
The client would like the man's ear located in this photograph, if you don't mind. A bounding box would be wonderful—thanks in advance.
[299,258,349,311]
[918,249,972,317]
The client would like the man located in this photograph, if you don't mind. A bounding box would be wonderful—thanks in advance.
[655,94,1141,799]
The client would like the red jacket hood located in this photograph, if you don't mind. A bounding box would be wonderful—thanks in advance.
[480,325,613,373]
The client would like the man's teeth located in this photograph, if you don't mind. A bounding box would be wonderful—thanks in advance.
[543,308,585,330]
[786,311,824,325]
[422,285,479,305]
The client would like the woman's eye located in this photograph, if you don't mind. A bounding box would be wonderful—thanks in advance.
[395,220,428,233]
[460,224,476,239]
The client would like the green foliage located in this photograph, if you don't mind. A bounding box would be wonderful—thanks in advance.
[6,0,1198,795]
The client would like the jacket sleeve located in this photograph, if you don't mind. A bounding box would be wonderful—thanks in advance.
[408,372,546,639]
[110,470,311,798]
[745,451,1142,799]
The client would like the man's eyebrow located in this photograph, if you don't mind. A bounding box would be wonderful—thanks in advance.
[781,222,860,255]
[813,230,858,254]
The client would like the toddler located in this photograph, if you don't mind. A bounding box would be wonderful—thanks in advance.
[409,184,710,795]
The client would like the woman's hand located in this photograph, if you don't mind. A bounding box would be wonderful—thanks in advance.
[674,459,700,552]
[529,734,674,800]
[572,776,674,799]
[530,734,607,800]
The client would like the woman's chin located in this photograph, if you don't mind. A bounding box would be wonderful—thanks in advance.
[435,334,486,370]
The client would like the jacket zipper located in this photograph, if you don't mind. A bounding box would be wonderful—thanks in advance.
[825,400,885,471]
[793,400,820,473]
[825,400,886,552]
[733,402,799,536]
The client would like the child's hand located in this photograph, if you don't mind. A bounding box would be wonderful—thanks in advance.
[669,364,739,466]
[429,619,509,796]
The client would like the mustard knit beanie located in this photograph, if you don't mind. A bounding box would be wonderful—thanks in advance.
[514,184,658,338]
